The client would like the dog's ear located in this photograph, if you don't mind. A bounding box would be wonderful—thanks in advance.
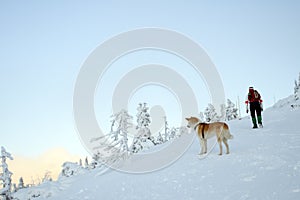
[185,117,189,121]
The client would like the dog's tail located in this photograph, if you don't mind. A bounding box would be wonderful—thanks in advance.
[224,130,234,139]
[224,125,234,139]
[222,123,234,139]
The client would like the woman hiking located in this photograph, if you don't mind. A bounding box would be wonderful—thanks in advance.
[245,87,263,129]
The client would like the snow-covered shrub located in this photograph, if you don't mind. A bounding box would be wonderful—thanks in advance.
[41,171,52,183]
[89,153,103,169]
[168,127,178,140]
[59,162,83,178]
[165,126,188,141]
[131,127,152,153]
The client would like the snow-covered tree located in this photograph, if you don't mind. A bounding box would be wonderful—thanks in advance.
[91,109,133,164]
[294,72,300,101]
[0,146,13,200]
[136,103,151,129]
[84,157,89,169]
[219,104,226,121]
[12,184,17,193]
[163,116,169,141]
[131,103,156,153]
[204,104,219,122]
[203,103,232,122]
[226,99,238,121]
[109,109,133,153]
[156,132,164,144]
[198,112,205,122]
[17,177,24,190]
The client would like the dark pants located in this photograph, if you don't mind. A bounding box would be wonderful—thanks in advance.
[250,101,262,125]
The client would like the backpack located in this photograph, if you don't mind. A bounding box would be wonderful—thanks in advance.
[248,90,261,102]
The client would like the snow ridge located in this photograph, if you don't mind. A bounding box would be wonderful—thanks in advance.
[13,99,300,200]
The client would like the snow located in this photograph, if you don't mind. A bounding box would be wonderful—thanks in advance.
[13,96,300,200]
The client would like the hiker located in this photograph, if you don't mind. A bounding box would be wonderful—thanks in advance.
[245,87,263,128]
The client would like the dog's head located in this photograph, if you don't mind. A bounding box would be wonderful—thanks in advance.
[185,117,200,128]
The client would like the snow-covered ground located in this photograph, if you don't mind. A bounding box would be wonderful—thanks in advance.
[14,96,300,200]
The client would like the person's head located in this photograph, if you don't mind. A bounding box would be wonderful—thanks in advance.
[249,86,254,92]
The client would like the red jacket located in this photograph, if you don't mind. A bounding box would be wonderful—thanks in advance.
[245,89,263,105]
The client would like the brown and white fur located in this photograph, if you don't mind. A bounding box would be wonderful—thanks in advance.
[186,117,233,155]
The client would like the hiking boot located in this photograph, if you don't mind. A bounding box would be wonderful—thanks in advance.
[258,116,262,124]
[259,123,263,128]
[253,124,258,129]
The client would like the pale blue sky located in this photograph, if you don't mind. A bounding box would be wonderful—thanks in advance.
[1,0,299,157]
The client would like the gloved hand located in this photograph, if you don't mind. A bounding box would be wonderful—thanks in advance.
[260,103,263,111]
[246,109,249,113]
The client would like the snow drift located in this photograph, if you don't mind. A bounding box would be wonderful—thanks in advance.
[13,96,300,200]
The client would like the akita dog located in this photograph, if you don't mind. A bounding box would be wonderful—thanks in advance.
[185,117,233,155]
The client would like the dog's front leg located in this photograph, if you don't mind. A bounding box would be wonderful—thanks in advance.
[218,138,222,155]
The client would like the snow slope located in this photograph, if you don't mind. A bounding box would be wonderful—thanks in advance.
[14,97,300,200]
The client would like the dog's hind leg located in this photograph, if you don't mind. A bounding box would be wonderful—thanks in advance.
[204,139,207,154]
[199,139,204,155]
[200,139,207,155]
[223,138,230,154]
[218,137,223,155]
